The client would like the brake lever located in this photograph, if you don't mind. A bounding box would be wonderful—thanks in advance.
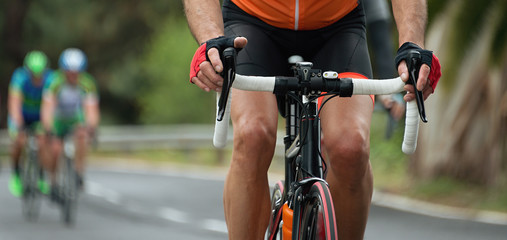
[217,47,237,121]
[406,50,428,123]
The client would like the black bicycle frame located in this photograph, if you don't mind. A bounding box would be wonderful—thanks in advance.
[219,47,426,240]
[283,92,299,192]
[282,63,326,192]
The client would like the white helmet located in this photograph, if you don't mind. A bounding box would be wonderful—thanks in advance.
[59,48,88,71]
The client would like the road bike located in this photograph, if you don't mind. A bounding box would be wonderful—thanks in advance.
[213,47,426,239]
[21,129,44,221]
[55,132,79,225]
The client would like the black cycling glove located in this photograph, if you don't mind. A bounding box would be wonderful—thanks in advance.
[395,42,441,91]
[189,36,239,82]
[204,36,236,61]
[395,42,433,68]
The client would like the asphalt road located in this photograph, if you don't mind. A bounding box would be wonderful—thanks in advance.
[0,166,506,240]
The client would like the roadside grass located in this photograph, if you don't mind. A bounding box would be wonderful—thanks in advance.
[405,177,507,212]
[369,111,507,213]
[90,148,232,171]
[87,111,507,213]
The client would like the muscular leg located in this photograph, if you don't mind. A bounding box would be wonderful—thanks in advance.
[224,89,279,239]
[74,127,89,175]
[320,95,374,240]
[11,132,27,173]
[48,137,63,183]
[36,135,49,171]
[40,134,54,177]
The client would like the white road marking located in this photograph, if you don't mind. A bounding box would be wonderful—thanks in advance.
[86,181,123,205]
[159,207,190,224]
[84,179,228,234]
[202,219,228,233]
[85,168,507,236]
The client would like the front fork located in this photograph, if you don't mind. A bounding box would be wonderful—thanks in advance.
[284,178,329,240]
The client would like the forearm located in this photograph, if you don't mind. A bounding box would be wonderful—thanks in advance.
[41,98,55,131]
[391,0,427,48]
[183,0,224,44]
[84,104,100,128]
[8,95,24,127]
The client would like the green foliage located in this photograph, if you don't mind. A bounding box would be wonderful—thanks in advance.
[138,18,215,124]
[369,111,408,188]
[0,0,185,125]
[427,1,507,87]
[406,177,507,212]
[446,1,494,78]
[427,0,450,23]
[491,0,507,64]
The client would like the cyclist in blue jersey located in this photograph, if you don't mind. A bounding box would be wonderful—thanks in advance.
[7,51,52,197]
[42,48,99,197]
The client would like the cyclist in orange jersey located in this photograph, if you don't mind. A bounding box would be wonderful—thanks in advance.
[185,0,441,239]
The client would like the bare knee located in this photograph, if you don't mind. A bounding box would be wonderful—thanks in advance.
[236,122,275,148]
[51,140,63,159]
[232,119,277,177]
[324,131,370,190]
[15,133,27,147]
[74,128,88,144]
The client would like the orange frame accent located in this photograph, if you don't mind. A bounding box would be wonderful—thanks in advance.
[282,203,293,239]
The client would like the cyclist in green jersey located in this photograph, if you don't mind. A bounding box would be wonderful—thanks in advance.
[41,48,99,197]
[7,51,52,196]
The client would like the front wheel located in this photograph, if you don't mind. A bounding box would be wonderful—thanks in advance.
[60,156,78,226]
[266,180,284,240]
[22,151,42,221]
[297,181,337,240]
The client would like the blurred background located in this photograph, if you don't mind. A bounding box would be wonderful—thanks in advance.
[0,0,213,126]
[0,0,506,239]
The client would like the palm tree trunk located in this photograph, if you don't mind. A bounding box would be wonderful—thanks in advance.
[410,1,507,186]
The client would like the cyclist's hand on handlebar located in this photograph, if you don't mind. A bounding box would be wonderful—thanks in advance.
[395,42,441,102]
[189,36,247,92]
[397,61,433,102]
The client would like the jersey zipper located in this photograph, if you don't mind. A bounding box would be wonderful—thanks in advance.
[294,0,300,30]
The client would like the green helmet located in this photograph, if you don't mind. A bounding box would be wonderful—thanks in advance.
[24,51,48,77]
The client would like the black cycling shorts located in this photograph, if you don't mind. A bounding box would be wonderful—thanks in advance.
[223,0,373,78]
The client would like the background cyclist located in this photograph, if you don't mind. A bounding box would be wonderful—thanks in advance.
[7,51,52,197]
[41,48,99,199]
[363,0,405,134]
[186,0,441,239]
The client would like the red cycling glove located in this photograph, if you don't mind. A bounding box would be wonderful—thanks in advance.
[428,54,441,91]
[395,42,442,91]
[189,36,237,83]
[189,44,207,83]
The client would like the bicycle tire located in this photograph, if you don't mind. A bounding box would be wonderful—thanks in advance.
[297,181,337,240]
[267,180,285,240]
[60,155,78,226]
[21,147,41,221]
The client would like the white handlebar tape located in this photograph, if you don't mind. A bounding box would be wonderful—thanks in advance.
[233,75,276,91]
[402,100,420,154]
[213,74,420,154]
[213,75,275,148]
[351,77,405,95]
[213,93,232,148]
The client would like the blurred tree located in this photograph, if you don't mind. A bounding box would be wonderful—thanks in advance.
[0,0,32,125]
[411,0,507,186]
[138,18,215,124]
[0,0,187,126]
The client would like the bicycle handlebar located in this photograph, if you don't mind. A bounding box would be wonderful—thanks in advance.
[213,48,423,154]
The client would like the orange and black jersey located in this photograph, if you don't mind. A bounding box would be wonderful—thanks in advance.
[230,0,358,30]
